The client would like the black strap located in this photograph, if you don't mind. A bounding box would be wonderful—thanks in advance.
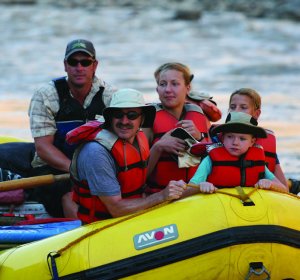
[122,185,145,198]
[212,160,265,168]
[117,160,148,172]
[47,251,61,280]
[78,205,112,220]
[212,156,266,187]
[153,132,165,142]
[264,151,276,159]
[53,77,70,101]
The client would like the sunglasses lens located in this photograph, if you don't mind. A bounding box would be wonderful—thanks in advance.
[67,58,93,67]
[113,111,124,119]
[113,111,141,120]
[80,60,93,67]
[127,112,140,120]
[67,59,76,66]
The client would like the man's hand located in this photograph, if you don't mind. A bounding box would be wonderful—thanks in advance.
[162,180,187,201]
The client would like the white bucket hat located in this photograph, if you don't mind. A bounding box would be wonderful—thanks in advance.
[102,88,156,128]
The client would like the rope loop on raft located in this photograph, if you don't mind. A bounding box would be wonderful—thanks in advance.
[48,184,297,278]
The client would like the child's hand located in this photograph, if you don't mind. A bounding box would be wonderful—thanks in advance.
[255,179,272,190]
[199,182,217,193]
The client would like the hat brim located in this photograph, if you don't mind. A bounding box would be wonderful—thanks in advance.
[65,49,95,60]
[211,123,267,138]
[103,105,156,128]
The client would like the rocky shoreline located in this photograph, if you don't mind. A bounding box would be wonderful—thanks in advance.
[1,0,300,21]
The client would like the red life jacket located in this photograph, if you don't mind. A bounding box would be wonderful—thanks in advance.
[207,143,266,188]
[209,126,277,173]
[66,120,104,145]
[146,104,208,194]
[256,129,276,173]
[70,128,149,224]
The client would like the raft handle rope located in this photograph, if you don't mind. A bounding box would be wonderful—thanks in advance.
[186,183,258,201]
[47,184,293,278]
[186,183,289,201]
[47,201,170,278]
[235,186,255,206]
[47,251,61,280]
[48,184,256,270]
[54,186,254,257]
[52,185,290,257]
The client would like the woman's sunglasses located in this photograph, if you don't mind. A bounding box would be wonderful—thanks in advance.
[112,110,142,120]
[67,58,94,67]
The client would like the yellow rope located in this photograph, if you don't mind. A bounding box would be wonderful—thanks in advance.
[56,201,170,255]
[59,184,261,256]
[186,183,244,200]
[245,187,258,197]
[186,183,291,200]
[55,184,296,256]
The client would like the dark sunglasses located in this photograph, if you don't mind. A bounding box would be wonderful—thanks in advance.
[67,58,94,67]
[113,110,142,120]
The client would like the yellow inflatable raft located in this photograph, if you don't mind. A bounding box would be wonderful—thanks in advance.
[0,187,300,279]
[0,135,29,144]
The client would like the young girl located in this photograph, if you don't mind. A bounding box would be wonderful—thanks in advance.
[228,88,291,189]
[145,62,209,194]
[190,112,288,193]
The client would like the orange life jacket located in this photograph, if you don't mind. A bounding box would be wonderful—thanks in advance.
[209,126,277,173]
[66,120,104,145]
[256,129,276,172]
[70,128,149,224]
[207,143,266,188]
[146,104,208,194]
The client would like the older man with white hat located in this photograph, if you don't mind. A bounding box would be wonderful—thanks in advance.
[69,88,186,224]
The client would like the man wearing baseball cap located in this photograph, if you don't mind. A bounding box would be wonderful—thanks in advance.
[27,38,117,218]
[69,88,186,223]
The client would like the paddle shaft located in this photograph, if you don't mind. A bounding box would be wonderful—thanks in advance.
[0,174,70,192]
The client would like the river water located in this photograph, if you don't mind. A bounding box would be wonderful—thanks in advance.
[1,4,300,178]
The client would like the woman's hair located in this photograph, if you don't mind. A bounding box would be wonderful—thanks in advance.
[229,88,261,110]
[154,62,194,86]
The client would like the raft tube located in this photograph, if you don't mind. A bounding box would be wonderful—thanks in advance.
[0,135,29,144]
[0,188,300,279]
